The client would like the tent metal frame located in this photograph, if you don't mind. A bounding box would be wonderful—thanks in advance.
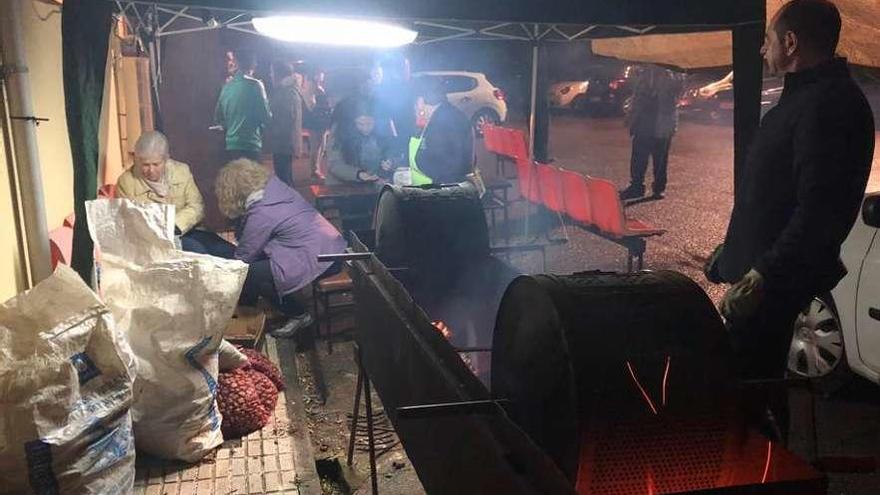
[112,0,663,160]
[111,0,764,176]
[114,1,661,43]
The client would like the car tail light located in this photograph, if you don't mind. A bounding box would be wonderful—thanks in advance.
[608,79,625,90]
[493,88,506,101]
[560,87,571,95]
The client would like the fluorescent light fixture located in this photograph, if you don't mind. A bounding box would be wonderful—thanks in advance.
[252,15,418,47]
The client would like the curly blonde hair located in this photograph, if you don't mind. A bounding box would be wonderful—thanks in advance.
[215,159,271,219]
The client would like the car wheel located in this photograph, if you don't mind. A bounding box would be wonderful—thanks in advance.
[472,109,500,138]
[787,294,852,394]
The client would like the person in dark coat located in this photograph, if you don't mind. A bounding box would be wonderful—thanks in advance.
[373,53,417,166]
[215,159,347,338]
[705,0,875,440]
[620,64,684,200]
[409,82,475,185]
[268,61,304,186]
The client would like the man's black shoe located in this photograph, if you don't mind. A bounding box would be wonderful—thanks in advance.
[619,186,645,200]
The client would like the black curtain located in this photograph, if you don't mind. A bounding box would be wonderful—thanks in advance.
[62,0,113,283]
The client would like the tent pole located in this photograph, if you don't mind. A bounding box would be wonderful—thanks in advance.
[732,21,765,198]
[528,30,538,161]
[524,26,539,240]
[0,0,52,286]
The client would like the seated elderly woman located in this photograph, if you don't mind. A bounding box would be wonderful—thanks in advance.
[116,131,233,257]
[325,100,395,185]
[215,159,347,337]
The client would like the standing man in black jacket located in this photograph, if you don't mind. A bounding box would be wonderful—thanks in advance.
[705,0,874,437]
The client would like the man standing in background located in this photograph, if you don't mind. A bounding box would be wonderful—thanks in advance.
[214,49,271,163]
[374,53,416,167]
[268,62,303,186]
[620,64,683,200]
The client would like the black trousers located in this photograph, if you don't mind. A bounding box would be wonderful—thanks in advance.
[726,289,813,441]
[273,153,294,186]
[238,259,343,317]
[629,134,672,194]
[238,259,306,317]
[180,230,235,258]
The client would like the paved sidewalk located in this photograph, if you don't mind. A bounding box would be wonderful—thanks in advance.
[132,339,319,495]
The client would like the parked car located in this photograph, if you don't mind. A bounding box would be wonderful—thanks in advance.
[788,192,880,392]
[549,63,638,115]
[678,71,783,122]
[548,80,590,110]
[412,71,508,135]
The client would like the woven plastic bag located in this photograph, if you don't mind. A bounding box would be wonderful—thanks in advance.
[0,265,136,495]
[86,199,248,461]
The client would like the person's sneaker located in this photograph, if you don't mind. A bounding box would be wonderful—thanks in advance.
[269,312,314,339]
[619,185,645,200]
[651,190,666,199]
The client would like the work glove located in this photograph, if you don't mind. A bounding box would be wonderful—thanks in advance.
[703,243,725,284]
[720,268,764,321]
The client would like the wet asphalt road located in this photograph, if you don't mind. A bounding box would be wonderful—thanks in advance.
[479,113,880,494]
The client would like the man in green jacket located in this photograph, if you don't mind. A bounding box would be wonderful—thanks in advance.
[214,49,271,163]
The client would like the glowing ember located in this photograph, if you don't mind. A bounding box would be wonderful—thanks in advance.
[625,356,671,415]
[431,320,453,339]
[762,441,773,483]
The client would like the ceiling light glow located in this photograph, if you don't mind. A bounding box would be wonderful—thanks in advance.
[252,16,418,47]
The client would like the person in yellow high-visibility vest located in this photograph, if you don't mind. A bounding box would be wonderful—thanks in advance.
[407,81,475,186]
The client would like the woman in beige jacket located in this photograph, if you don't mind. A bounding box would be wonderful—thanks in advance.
[116,131,233,257]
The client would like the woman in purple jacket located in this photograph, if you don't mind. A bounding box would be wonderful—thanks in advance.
[216,159,347,337]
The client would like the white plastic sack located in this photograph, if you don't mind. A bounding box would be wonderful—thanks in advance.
[86,199,248,462]
[0,265,136,495]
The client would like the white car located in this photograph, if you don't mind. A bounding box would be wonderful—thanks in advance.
[412,71,508,135]
[548,80,590,110]
[788,192,880,391]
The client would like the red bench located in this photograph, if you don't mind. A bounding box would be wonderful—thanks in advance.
[536,162,565,214]
[530,164,664,271]
[484,126,665,271]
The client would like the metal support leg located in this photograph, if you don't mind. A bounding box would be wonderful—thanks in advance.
[502,188,510,245]
[312,283,321,345]
[626,255,633,273]
[541,246,547,273]
[347,355,364,466]
[364,371,379,494]
[488,206,497,239]
[324,291,334,354]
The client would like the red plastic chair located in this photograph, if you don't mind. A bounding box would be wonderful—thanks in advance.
[536,164,565,213]
[98,183,117,199]
[482,123,499,154]
[516,158,541,204]
[586,177,665,238]
[48,225,74,269]
[507,128,529,160]
[560,169,593,226]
